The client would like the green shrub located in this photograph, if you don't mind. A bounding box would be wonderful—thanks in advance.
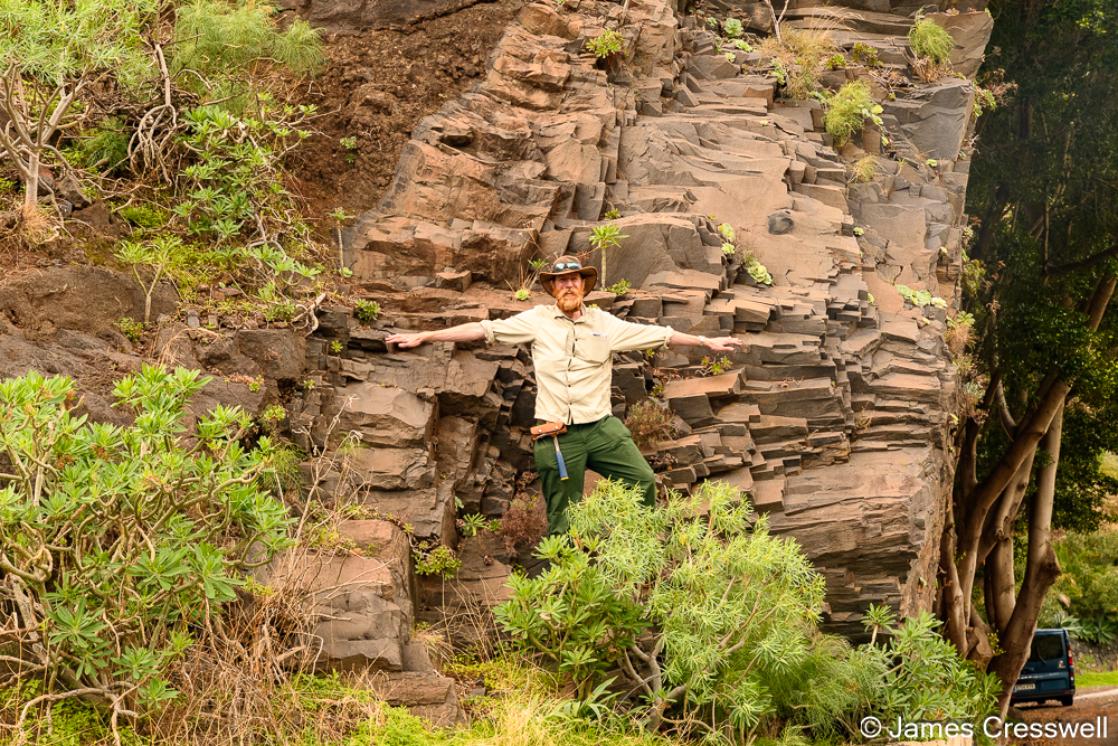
[850,41,882,67]
[172,0,323,102]
[354,299,381,323]
[745,255,774,285]
[1039,530,1118,640]
[174,102,315,243]
[116,234,186,324]
[896,283,947,309]
[497,480,997,741]
[117,315,144,342]
[722,18,744,38]
[0,0,157,211]
[67,118,131,173]
[497,480,829,732]
[117,203,169,229]
[823,81,883,147]
[700,355,733,376]
[0,367,292,712]
[414,543,462,578]
[909,18,953,64]
[585,29,624,59]
[589,223,628,286]
[606,279,631,296]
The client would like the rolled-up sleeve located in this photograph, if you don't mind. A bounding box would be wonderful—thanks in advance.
[601,311,674,352]
[479,307,541,345]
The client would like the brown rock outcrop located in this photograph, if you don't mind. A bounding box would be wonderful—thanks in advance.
[304,0,989,662]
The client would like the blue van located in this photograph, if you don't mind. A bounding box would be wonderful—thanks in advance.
[1010,628,1075,706]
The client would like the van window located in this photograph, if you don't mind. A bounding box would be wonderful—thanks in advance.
[1028,634,1065,662]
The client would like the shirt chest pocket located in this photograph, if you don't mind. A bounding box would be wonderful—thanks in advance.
[574,332,611,364]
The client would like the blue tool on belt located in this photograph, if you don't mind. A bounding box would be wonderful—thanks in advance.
[529,421,570,480]
[552,435,569,480]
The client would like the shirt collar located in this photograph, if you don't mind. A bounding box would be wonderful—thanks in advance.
[550,303,590,323]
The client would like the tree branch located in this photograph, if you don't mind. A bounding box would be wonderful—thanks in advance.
[1045,243,1118,276]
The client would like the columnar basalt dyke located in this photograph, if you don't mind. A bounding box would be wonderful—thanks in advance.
[286,0,992,677]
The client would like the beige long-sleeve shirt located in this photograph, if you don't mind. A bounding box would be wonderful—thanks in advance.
[479,304,674,424]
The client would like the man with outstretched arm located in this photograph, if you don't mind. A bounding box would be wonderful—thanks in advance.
[385,255,745,536]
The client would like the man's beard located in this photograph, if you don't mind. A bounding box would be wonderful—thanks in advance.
[556,288,583,312]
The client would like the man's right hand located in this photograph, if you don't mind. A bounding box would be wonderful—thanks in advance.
[385,331,428,348]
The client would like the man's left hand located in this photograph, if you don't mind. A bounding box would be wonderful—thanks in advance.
[705,336,747,352]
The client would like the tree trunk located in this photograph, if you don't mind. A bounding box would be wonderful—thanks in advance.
[981,451,1036,631]
[21,151,39,217]
[939,501,968,653]
[954,379,1067,620]
[988,403,1064,716]
[941,273,1115,664]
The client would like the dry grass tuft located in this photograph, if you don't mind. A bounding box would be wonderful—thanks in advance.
[759,28,837,101]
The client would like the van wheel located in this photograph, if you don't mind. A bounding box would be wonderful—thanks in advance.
[1059,695,1074,706]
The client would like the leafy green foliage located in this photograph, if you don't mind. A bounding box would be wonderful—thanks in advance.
[414,543,462,578]
[589,223,628,286]
[354,299,381,323]
[497,480,997,741]
[458,513,494,538]
[172,0,323,104]
[0,367,292,707]
[117,316,144,342]
[823,81,883,147]
[722,18,744,38]
[854,612,1000,726]
[850,42,882,67]
[896,283,947,309]
[908,17,954,64]
[1038,530,1118,639]
[116,234,185,324]
[0,0,156,88]
[0,0,157,209]
[701,355,732,376]
[174,101,314,243]
[65,118,131,174]
[117,203,169,230]
[606,279,631,296]
[745,255,774,286]
[498,478,997,742]
[585,30,624,59]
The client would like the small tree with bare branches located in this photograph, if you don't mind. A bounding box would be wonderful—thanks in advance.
[0,0,156,221]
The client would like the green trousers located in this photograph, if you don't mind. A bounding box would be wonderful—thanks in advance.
[532,415,657,535]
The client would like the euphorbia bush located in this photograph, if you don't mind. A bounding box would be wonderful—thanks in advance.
[496,480,997,743]
[0,367,292,712]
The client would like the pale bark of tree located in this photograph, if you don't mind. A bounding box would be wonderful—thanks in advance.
[988,403,1063,716]
[942,274,1115,704]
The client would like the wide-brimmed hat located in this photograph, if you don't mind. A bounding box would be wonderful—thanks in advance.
[539,255,598,295]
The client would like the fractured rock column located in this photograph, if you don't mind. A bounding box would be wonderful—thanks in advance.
[309,0,992,647]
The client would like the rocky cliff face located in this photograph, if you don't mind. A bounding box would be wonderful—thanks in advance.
[274,0,992,702]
